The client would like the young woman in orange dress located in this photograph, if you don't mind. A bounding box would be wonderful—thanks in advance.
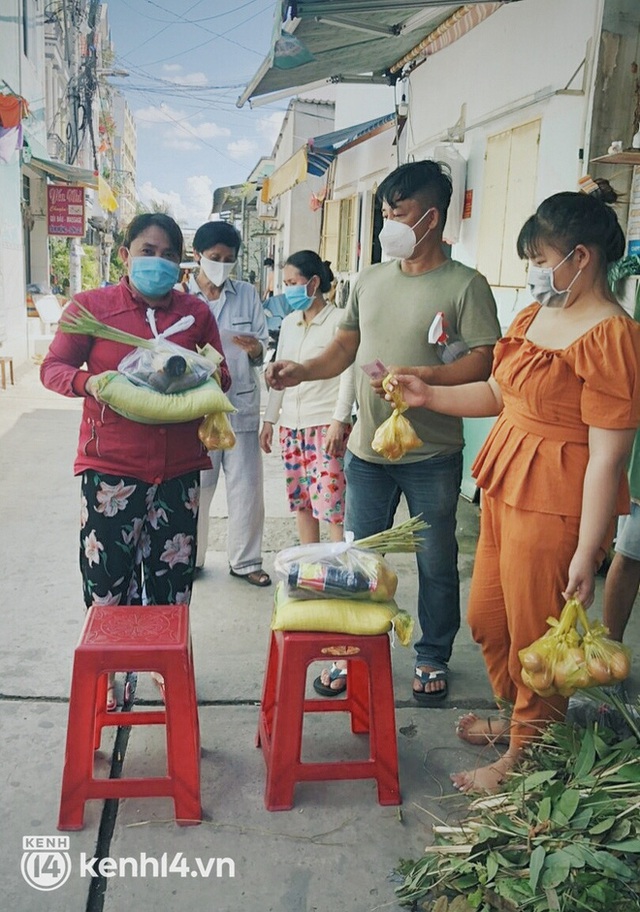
[386,190,640,792]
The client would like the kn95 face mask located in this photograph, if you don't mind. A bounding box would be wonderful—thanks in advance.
[378,207,434,260]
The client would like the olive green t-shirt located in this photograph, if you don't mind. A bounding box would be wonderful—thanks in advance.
[340,258,501,463]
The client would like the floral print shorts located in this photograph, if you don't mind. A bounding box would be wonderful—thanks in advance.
[279,424,350,524]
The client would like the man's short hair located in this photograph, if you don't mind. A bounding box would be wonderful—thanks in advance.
[377,160,453,222]
[193,221,242,255]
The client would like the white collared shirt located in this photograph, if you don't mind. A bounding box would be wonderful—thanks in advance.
[263,303,355,428]
[190,275,270,430]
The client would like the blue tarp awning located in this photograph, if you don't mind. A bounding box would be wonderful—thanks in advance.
[307,112,396,176]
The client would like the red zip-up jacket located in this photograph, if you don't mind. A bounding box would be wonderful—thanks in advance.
[41,277,231,484]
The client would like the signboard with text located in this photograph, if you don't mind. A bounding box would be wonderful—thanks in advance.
[47,185,85,237]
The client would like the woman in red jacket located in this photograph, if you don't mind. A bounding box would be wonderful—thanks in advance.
[41,213,230,710]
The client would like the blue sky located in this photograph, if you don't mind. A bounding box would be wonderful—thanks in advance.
[104,0,287,228]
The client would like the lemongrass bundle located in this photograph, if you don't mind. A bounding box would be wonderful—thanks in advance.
[60,302,156,350]
[354,515,428,553]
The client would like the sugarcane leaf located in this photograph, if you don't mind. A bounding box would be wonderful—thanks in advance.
[529,845,546,892]
[562,843,589,867]
[523,770,557,790]
[593,733,613,759]
[486,851,499,884]
[610,819,632,842]
[573,727,596,779]
[449,897,475,912]
[537,796,552,821]
[606,838,640,852]
[544,887,561,911]
[432,897,449,912]
[590,850,636,878]
[556,789,581,821]
[608,762,640,783]
[540,850,572,889]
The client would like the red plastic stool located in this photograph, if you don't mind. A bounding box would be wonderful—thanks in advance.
[257,630,400,811]
[58,604,201,830]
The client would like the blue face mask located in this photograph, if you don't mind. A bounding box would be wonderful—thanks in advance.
[284,281,314,311]
[129,257,180,297]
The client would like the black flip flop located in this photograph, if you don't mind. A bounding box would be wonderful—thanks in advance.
[413,668,448,706]
[313,663,347,697]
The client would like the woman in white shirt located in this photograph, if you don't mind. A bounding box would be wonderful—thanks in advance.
[260,251,354,544]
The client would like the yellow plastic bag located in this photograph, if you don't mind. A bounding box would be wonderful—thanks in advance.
[93,372,234,425]
[198,411,236,450]
[271,583,414,645]
[371,373,423,461]
[519,597,632,697]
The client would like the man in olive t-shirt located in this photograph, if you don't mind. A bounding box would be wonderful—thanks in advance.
[266,160,501,704]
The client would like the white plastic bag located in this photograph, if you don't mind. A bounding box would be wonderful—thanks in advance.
[118,339,215,393]
[274,539,398,602]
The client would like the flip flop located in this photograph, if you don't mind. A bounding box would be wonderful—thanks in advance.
[413,667,448,706]
[229,568,272,587]
[313,663,347,697]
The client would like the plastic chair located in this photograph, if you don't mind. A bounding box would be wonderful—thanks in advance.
[58,603,200,830]
[257,629,400,811]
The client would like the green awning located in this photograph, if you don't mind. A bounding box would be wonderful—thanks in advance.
[29,155,99,189]
[238,1,470,107]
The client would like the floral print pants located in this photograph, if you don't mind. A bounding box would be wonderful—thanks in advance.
[79,470,200,609]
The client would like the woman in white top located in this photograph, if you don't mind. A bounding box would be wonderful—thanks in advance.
[260,251,354,544]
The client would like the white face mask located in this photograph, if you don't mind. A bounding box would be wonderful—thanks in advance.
[199,255,236,287]
[378,207,434,260]
[527,249,581,308]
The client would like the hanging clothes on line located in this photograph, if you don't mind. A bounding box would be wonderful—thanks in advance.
[0,93,30,128]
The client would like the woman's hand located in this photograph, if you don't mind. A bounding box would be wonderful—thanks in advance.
[384,373,432,409]
[563,549,597,608]
[370,365,429,398]
[259,421,274,454]
[324,420,348,457]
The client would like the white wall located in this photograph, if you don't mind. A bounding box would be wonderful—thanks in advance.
[328,0,604,326]
[271,101,335,280]
[333,84,395,131]
[0,0,48,364]
[407,0,602,314]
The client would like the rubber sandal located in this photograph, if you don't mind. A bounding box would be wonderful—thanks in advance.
[229,568,271,587]
[313,663,347,697]
[413,667,448,706]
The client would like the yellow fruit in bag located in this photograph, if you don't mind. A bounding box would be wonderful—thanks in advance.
[270,583,414,646]
[519,597,633,696]
[198,411,236,450]
[371,373,423,461]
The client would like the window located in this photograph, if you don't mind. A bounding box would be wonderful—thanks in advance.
[476,119,541,287]
[320,195,357,273]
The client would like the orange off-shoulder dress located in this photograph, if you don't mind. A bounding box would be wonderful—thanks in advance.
[468,303,640,749]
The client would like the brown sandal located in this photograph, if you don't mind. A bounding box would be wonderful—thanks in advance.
[229,568,271,587]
